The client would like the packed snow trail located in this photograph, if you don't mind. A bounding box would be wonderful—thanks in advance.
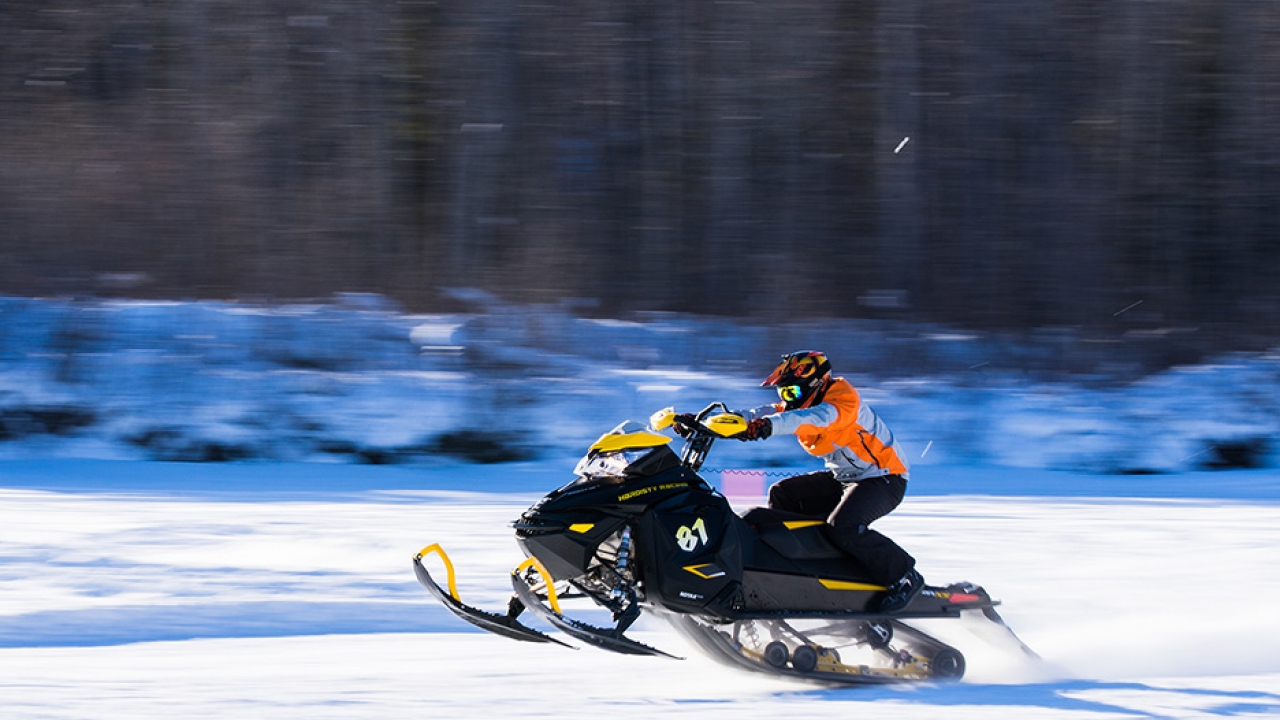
[1,461,1279,717]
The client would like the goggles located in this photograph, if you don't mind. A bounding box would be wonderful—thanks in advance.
[777,385,803,403]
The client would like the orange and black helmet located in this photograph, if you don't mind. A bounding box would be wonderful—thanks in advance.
[762,351,832,410]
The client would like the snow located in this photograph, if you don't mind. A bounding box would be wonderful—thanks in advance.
[1,296,1279,718]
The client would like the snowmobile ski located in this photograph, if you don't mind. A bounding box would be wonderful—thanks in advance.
[510,557,680,658]
[412,544,569,647]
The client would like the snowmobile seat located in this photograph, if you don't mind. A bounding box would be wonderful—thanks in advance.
[740,507,846,560]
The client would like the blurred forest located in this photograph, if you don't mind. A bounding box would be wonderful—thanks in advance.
[2,0,1279,348]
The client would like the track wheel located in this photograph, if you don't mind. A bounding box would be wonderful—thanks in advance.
[791,645,819,673]
[862,620,893,649]
[763,641,790,669]
[929,648,966,680]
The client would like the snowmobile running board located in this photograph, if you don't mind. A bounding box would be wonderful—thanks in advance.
[412,544,570,647]
[510,557,681,659]
[728,592,999,622]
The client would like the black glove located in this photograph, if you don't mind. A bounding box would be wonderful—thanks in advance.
[740,417,772,441]
[672,413,699,438]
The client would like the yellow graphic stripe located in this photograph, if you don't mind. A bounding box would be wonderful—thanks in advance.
[569,523,595,534]
[514,556,563,616]
[416,543,460,602]
[683,564,725,579]
[819,578,887,592]
[783,520,825,530]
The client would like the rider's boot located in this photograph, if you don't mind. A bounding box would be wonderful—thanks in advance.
[877,568,924,613]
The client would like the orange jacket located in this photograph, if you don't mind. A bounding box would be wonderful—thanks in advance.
[746,377,909,481]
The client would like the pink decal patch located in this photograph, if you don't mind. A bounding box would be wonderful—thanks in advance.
[720,469,766,500]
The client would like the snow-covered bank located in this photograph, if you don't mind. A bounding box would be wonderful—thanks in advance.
[5,457,1280,502]
[1,295,1278,475]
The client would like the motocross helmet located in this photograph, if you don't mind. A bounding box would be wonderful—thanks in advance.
[762,351,832,410]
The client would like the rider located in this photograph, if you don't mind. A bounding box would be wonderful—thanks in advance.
[682,351,923,613]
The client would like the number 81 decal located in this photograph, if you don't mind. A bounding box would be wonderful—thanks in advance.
[675,518,710,552]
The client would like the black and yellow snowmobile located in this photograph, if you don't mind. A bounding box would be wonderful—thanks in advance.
[413,404,1035,684]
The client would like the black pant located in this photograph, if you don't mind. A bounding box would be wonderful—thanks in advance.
[767,470,915,585]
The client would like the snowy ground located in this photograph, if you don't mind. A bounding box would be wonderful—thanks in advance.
[1,459,1279,719]
[2,296,1280,718]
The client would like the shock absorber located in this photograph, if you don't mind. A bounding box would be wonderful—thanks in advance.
[610,525,642,631]
[611,525,632,601]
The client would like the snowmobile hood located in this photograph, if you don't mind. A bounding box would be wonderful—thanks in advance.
[586,421,672,454]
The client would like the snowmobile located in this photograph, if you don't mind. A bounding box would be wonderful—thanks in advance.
[413,404,1036,684]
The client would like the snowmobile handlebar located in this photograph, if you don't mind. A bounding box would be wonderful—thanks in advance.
[651,403,747,440]
[651,403,747,471]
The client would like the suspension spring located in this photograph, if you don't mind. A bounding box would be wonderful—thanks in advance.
[611,526,632,601]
